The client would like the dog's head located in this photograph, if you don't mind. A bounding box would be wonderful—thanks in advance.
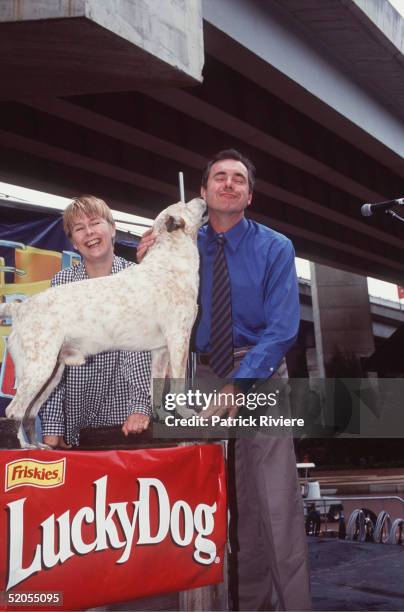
[153,198,208,238]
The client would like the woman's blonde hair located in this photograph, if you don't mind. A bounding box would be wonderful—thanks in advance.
[63,195,115,238]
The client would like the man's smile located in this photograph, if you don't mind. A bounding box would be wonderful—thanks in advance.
[219,192,237,199]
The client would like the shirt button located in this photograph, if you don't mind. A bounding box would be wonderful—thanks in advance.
[270,367,274,371]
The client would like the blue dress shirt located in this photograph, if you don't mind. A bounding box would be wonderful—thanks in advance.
[195,217,300,381]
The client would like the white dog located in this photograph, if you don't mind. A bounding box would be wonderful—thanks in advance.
[0,197,207,447]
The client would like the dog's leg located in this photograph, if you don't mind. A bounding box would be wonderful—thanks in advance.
[7,355,64,448]
[22,360,65,449]
[7,404,46,450]
[16,420,46,450]
[164,329,197,419]
[151,347,170,422]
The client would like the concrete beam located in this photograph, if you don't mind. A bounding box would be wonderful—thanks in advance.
[2,90,404,282]
[2,94,403,274]
[0,0,203,98]
[350,0,404,60]
[203,0,404,169]
[138,83,404,252]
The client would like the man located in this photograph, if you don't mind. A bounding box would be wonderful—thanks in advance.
[138,150,311,611]
[40,195,151,448]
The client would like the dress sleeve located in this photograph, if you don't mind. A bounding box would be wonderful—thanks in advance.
[120,351,152,416]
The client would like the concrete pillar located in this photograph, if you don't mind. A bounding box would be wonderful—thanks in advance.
[311,263,375,377]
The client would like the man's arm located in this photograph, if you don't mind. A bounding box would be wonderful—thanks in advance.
[235,238,299,380]
[136,229,156,263]
[203,239,299,420]
[120,351,152,435]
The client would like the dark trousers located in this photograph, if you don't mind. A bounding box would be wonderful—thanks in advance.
[195,359,311,611]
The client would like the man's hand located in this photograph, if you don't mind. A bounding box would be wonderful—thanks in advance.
[122,413,150,435]
[43,435,72,449]
[136,228,156,263]
[203,383,243,420]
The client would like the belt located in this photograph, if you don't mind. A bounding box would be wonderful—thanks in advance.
[196,346,251,366]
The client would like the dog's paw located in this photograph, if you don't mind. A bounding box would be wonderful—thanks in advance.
[18,440,39,450]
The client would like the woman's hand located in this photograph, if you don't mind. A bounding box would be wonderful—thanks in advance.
[122,413,150,435]
[43,435,72,449]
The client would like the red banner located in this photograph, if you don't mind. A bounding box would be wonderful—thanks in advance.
[0,348,15,398]
[0,445,227,610]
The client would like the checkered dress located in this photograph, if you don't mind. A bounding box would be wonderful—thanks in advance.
[39,256,152,446]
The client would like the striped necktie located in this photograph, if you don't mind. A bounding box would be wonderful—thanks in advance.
[210,234,234,377]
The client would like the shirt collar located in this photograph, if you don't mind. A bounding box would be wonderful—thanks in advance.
[111,255,122,274]
[75,260,88,281]
[206,217,248,253]
[77,254,120,280]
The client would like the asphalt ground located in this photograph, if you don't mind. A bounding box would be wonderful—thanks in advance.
[95,538,404,611]
[94,469,404,611]
[309,537,404,611]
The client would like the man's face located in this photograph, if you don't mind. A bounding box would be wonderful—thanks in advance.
[201,158,252,215]
[70,213,115,262]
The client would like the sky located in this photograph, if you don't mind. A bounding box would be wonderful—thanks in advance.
[388,0,404,17]
[0,180,400,303]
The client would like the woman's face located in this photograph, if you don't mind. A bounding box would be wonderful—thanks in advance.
[70,213,115,262]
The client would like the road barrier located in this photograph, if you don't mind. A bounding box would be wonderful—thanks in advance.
[304,496,404,546]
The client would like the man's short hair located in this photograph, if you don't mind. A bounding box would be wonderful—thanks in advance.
[201,149,256,193]
[63,195,115,238]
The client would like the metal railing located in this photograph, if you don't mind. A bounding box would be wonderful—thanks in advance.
[303,495,404,545]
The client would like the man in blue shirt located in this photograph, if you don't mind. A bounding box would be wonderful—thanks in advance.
[138,150,311,611]
[196,153,300,384]
[197,150,310,611]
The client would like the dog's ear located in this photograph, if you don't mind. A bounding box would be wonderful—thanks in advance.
[166,216,186,233]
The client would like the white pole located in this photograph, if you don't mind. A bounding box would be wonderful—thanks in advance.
[178,170,195,385]
[179,171,185,203]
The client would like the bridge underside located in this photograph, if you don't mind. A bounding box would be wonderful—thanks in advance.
[1,0,404,284]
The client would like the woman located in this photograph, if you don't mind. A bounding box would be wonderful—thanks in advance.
[40,195,151,448]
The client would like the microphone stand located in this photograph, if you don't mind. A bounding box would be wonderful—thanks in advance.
[385,209,404,311]
[386,209,404,224]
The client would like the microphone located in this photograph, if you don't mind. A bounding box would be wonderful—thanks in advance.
[361,198,404,217]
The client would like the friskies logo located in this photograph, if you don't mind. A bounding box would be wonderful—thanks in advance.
[5,458,66,491]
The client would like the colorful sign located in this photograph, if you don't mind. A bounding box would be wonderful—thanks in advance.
[0,214,76,416]
[0,445,227,610]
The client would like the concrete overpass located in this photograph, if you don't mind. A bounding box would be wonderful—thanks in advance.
[1,0,404,285]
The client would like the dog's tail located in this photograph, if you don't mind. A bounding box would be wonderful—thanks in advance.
[0,302,16,319]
